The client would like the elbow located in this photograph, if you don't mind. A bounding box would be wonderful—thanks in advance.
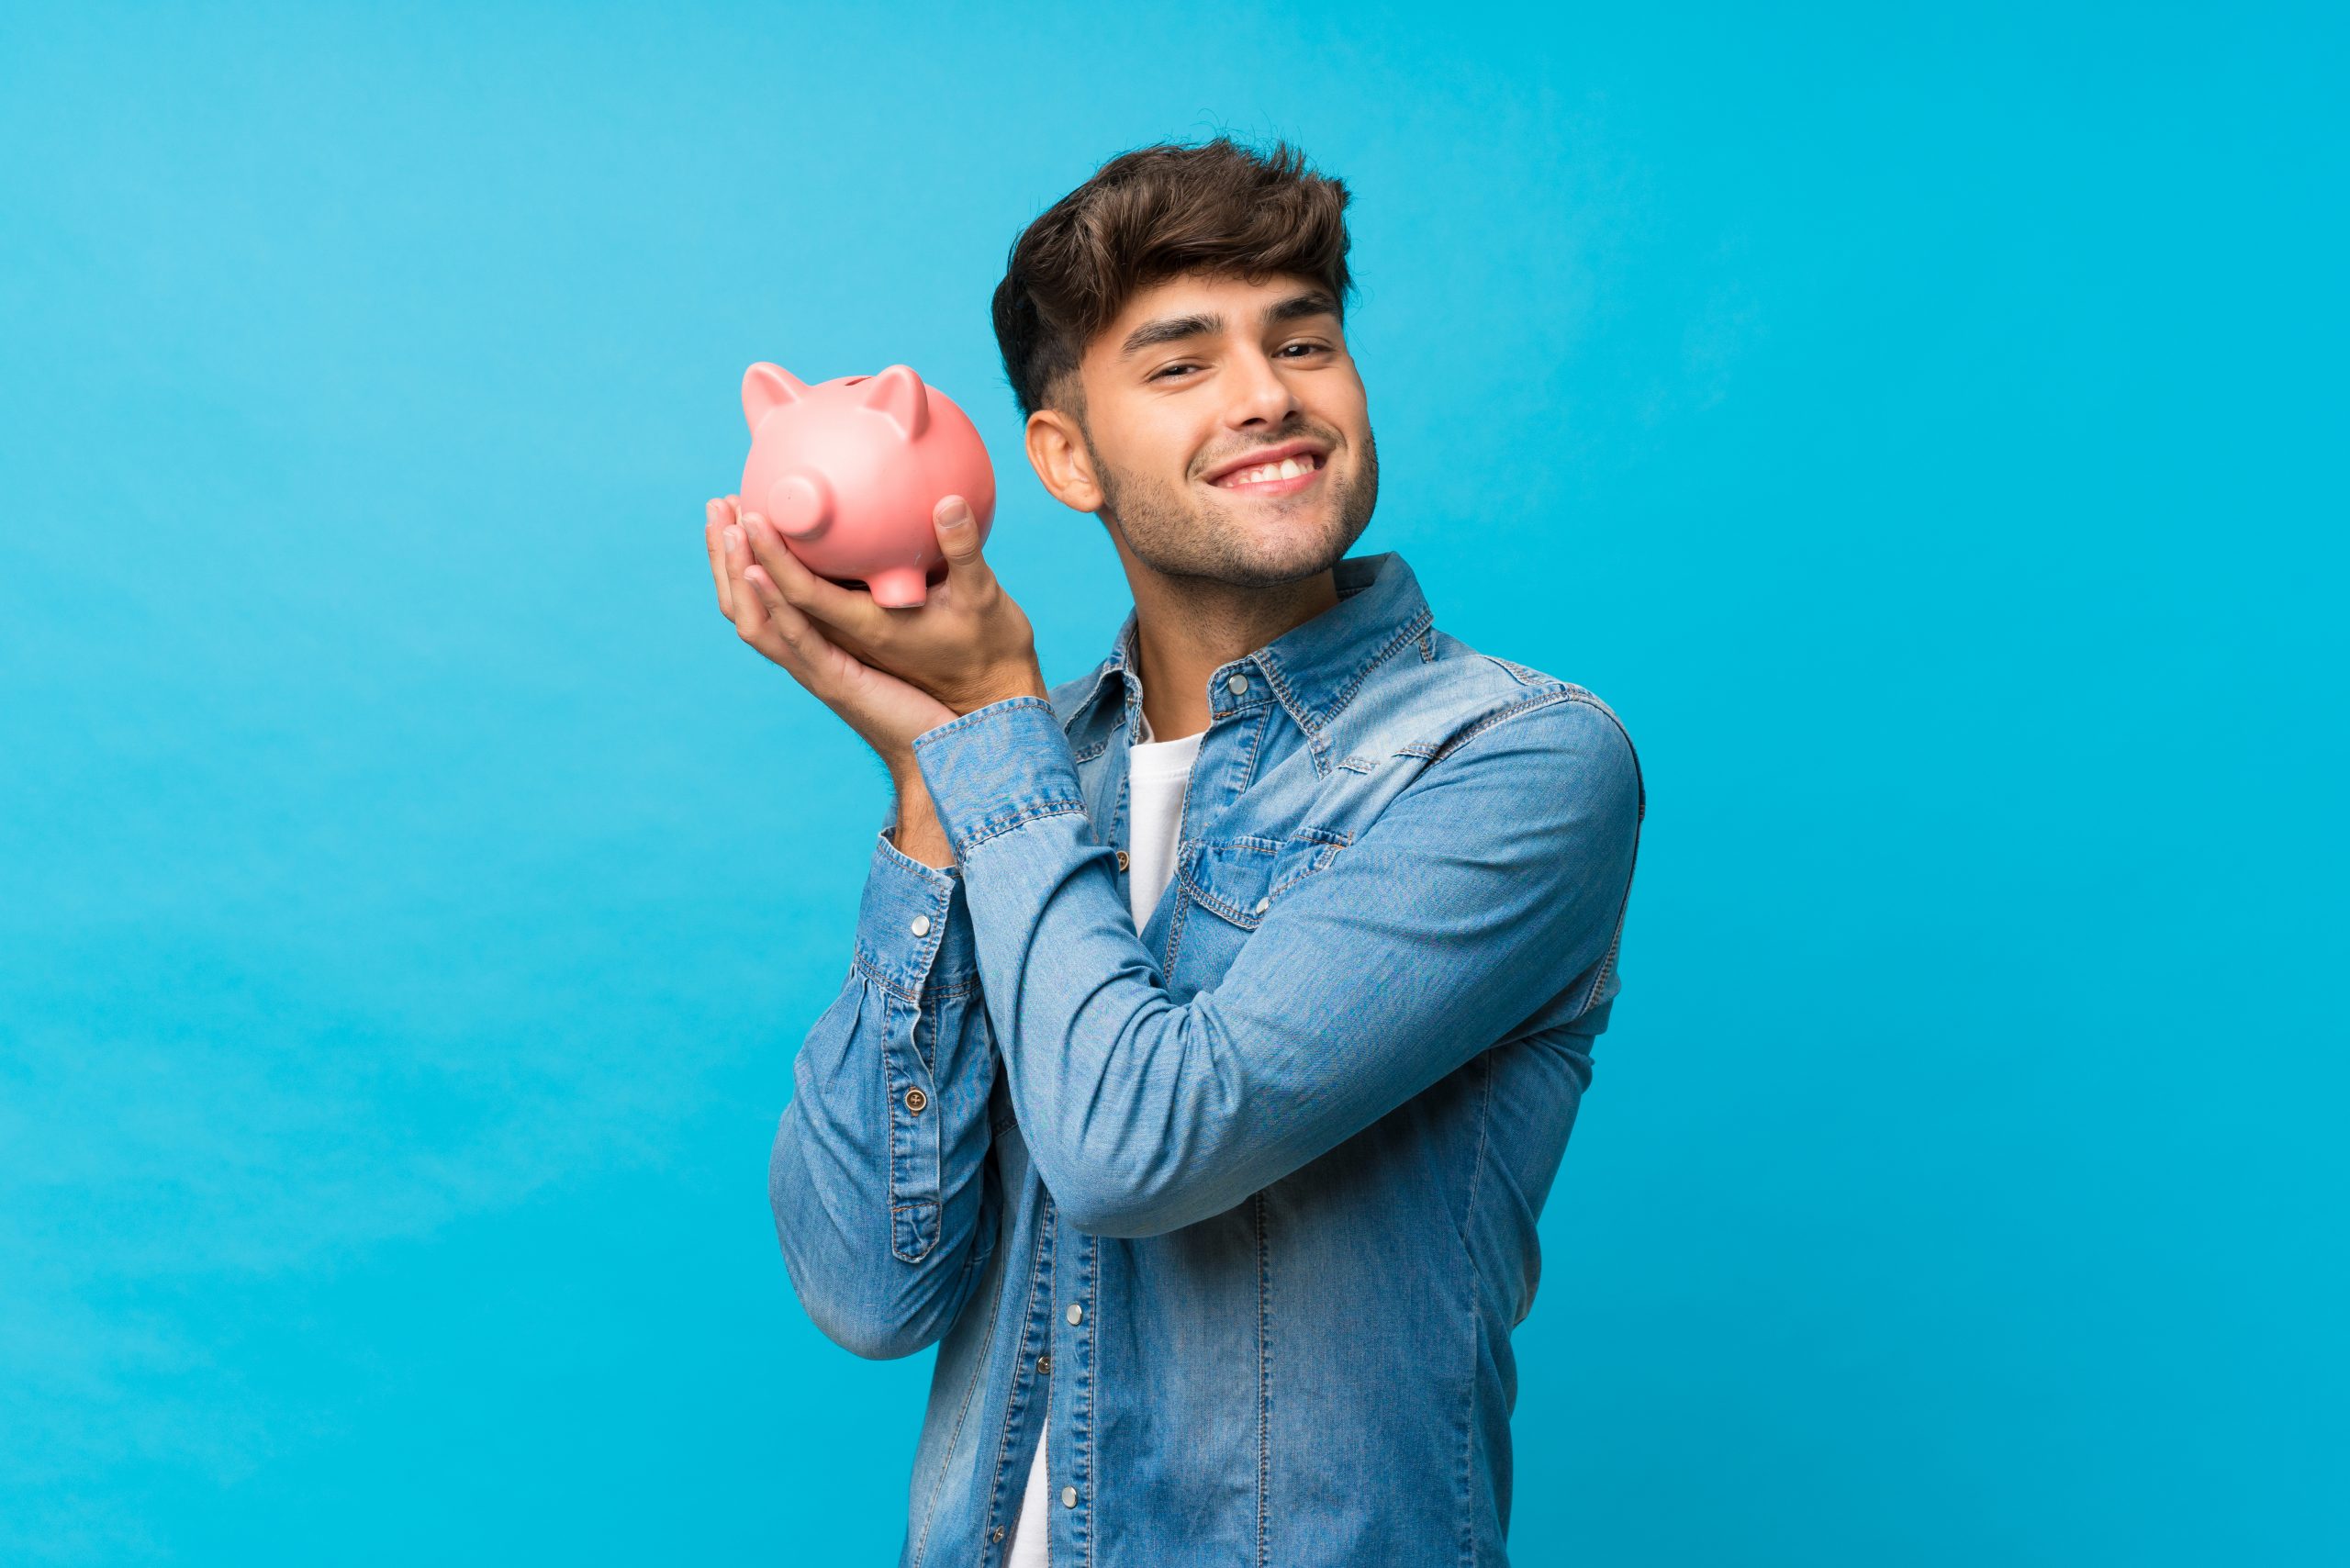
[773,1222,966,1361]
[802,1294,945,1361]
[1056,1200,1168,1239]
[767,1130,968,1361]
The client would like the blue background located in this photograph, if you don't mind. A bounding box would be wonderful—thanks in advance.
[4,2,2341,1562]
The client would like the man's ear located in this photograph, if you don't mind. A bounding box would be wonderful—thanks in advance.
[1024,408,1105,513]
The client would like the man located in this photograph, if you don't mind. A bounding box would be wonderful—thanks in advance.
[707,138,1645,1568]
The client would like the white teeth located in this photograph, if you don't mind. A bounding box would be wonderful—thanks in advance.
[1221,454,1316,486]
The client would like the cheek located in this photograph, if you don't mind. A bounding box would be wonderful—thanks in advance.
[1327,387,1371,445]
[1095,414,1205,492]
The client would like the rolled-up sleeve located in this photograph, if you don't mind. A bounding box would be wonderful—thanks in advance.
[912,691,1643,1238]
[767,802,1000,1360]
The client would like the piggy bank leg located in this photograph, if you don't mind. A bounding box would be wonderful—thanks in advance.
[866,566,930,608]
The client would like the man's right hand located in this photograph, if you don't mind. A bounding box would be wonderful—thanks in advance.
[705,494,957,816]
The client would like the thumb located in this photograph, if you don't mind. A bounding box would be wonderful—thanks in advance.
[932,495,992,582]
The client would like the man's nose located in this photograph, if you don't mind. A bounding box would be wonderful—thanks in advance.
[1222,348,1300,427]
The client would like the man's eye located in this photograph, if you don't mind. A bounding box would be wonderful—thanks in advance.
[1155,343,1326,381]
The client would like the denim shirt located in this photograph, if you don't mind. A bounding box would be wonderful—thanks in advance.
[768,551,1646,1567]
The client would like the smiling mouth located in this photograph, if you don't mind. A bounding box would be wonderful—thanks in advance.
[1207,453,1326,494]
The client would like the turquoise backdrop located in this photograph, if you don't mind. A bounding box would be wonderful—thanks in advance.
[4,2,2341,1562]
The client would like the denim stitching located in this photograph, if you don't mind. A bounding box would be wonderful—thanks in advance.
[878,980,906,1252]
[1577,816,1642,1020]
[1057,661,1122,736]
[1232,700,1273,799]
[1456,1050,1495,1568]
[1163,867,1193,978]
[1572,693,1645,1016]
[913,981,938,1074]
[955,799,1090,857]
[1178,837,1280,928]
[969,1200,1052,1562]
[1269,834,1348,900]
[1478,653,1549,689]
[1260,603,1434,736]
[1255,1188,1272,1568]
[912,694,1058,747]
[1396,688,1588,763]
[1323,605,1435,723]
[853,952,981,1006]
[907,1222,1010,1568]
[1578,686,1647,822]
[1259,654,1319,741]
[882,988,939,1264]
[1083,1229,1099,1568]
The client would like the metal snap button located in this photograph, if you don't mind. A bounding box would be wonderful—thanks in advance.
[909,913,931,936]
[1115,849,1129,871]
[903,1086,927,1114]
[1037,1353,1052,1374]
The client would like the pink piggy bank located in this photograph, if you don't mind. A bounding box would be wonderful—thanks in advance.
[738,363,997,608]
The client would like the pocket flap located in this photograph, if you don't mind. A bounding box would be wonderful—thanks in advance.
[1178,834,1344,930]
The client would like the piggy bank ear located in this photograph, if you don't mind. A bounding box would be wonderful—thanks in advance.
[742,364,811,433]
[861,364,930,440]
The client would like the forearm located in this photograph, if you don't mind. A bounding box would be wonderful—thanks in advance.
[909,697,1226,1232]
[886,772,956,868]
[911,694,1643,1238]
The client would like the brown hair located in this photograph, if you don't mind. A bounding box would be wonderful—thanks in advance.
[990,137,1355,420]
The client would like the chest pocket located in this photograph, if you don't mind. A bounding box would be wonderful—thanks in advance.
[1169,832,1346,990]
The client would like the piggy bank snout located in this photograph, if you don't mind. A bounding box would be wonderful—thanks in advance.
[765,469,835,540]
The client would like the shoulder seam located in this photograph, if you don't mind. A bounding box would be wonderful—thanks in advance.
[1395,687,1594,763]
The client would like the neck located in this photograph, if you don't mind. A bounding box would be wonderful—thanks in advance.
[1111,532,1340,742]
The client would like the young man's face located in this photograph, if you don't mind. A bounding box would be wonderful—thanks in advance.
[1026,270,1378,588]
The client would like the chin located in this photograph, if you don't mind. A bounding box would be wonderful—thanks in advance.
[1207,509,1359,583]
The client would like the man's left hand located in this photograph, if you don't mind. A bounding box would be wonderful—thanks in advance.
[728,493,1048,717]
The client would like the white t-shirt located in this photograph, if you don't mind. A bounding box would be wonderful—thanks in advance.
[1004,711,1202,1566]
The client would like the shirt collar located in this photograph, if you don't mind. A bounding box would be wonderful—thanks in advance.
[1067,551,1435,745]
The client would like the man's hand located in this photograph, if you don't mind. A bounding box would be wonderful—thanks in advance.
[704,494,955,783]
[703,492,1048,782]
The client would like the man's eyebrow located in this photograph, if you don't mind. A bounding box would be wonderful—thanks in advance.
[1266,289,1341,326]
[1115,290,1343,360]
[1118,311,1222,359]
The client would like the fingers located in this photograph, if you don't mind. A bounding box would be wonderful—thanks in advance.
[740,510,890,633]
[705,498,738,618]
[932,495,997,598]
[743,560,846,683]
[721,521,778,652]
[711,491,878,707]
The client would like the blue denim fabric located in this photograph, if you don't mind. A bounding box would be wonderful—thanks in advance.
[769,551,1645,1567]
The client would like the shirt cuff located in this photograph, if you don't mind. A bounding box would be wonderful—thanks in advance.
[853,812,978,999]
[909,695,1090,863]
